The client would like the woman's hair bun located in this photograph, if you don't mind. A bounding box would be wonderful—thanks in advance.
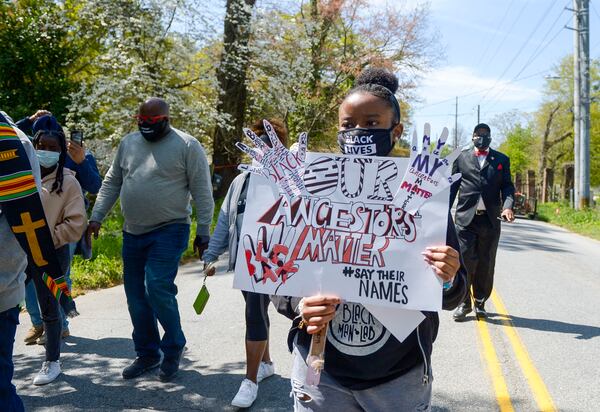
[355,67,399,94]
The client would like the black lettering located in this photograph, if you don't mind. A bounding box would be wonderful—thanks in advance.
[342,303,352,322]
[380,282,392,301]
[369,281,380,300]
[359,279,368,298]
[402,285,409,304]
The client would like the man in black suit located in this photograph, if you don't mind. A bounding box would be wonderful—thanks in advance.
[450,123,515,321]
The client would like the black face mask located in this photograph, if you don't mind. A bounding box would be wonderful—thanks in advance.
[139,119,170,142]
[337,127,395,157]
[473,134,492,149]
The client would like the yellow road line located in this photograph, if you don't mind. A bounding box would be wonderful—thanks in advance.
[475,313,515,412]
[490,290,557,412]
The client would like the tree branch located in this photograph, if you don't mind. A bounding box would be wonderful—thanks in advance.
[547,131,572,148]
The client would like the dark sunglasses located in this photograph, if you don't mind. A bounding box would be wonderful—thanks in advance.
[474,133,490,138]
[133,114,168,125]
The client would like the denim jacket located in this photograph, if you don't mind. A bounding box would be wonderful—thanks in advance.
[202,172,249,270]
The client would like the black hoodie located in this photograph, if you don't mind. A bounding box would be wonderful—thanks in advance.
[271,213,467,390]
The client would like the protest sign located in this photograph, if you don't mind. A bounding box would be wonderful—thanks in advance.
[233,151,450,312]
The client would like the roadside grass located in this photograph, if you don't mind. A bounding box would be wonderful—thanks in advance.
[536,201,600,241]
[70,198,224,294]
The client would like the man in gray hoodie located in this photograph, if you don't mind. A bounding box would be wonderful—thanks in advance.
[88,98,214,382]
[0,111,41,411]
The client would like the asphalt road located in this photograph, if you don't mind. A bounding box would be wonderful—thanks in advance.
[12,218,600,411]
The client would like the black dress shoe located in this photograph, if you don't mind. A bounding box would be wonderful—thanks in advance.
[474,303,488,319]
[159,353,182,382]
[453,303,472,321]
[122,356,161,379]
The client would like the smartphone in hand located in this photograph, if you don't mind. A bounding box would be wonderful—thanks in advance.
[70,130,83,145]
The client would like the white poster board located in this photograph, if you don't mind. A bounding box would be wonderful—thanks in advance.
[234,152,449,312]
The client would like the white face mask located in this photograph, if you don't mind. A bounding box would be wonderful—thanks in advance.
[36,150,60,168]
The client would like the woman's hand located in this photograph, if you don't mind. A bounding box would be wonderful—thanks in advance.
[67,141,86,165]
[203,261,216,277]
[422,246,460,283]
[29,110,52,122]
[301,295,340,335]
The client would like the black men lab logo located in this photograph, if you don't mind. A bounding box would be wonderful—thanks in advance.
[328,302,390,356]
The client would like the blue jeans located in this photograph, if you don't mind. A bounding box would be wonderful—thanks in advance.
[60,242,76,329]
[25,280,42,327]
[25,244,74,330]
[122,223,190,360]
[0,307,25,412]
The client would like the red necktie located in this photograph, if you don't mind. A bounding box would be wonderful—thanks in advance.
[475,149,488,156]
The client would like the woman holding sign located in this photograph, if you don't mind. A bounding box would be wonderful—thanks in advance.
[203,119,288,408]
[272,68,467,411]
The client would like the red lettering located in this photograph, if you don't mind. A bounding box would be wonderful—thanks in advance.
[245,249,256,277]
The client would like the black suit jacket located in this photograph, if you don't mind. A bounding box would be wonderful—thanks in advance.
[450,148,515,228]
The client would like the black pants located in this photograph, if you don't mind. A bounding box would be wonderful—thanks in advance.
[242,291,270,341]
[457,215,500,305]
[0,307,24,411]
[27,244,70,362]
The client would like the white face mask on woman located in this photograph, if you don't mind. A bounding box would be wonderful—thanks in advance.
[36,150,60,168]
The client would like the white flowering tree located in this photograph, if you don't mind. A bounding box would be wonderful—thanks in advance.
[65,0,227,150]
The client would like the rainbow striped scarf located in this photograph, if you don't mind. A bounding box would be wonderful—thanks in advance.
[0,114,77,317]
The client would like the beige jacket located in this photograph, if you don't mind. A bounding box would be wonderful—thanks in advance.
[41,168,87,248]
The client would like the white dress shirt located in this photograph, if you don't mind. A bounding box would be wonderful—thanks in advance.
[476,150,488,211]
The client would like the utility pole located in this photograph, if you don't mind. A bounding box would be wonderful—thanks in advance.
[570,0,591,209]
[580,0,591,208]
[477,105,480,124]
[454,96,458,148]
[573,0,581,208]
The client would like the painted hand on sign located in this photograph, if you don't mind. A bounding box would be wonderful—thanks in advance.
[393,123,461,215]
[242,223,299,292]
[236,120,308,196]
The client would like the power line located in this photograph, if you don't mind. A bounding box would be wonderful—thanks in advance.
[513,7,569,80]
[414,105,540,118]
[485,14,571,111]
[413,112,473,118]
[416,69,551,110]
[457,1,530,103]
[485,27,567,110]
[486,4,570,105]
[478,0,560,104]
[474,0,517,68]
[480,1,530,78]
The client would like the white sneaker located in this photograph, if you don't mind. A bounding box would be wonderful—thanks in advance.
[231,378,258,408]
[33,361,61,385]
[257,361,275,382]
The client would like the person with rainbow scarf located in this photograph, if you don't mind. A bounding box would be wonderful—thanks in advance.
[0,110,37,412]
[0,110,79,405]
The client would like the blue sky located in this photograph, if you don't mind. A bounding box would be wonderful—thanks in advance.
[374,0,600,145]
